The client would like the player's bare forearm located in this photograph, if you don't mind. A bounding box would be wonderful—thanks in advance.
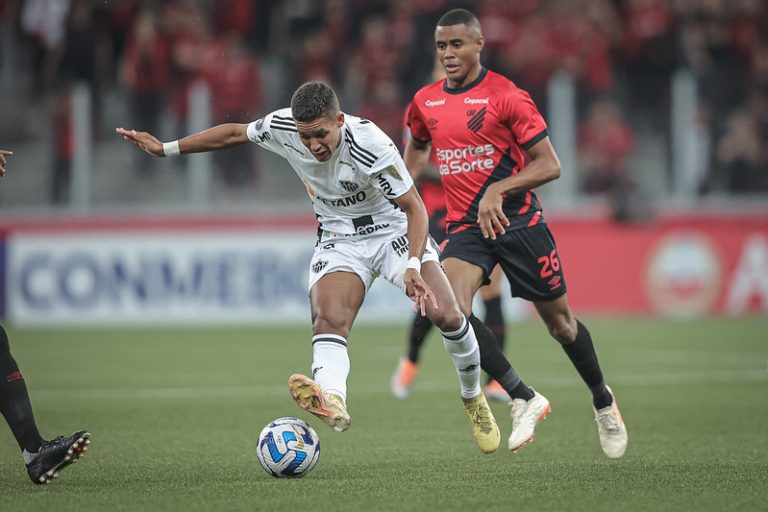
[395,186,429,260]
[477,137,560,239]
[404,139,432,180]
[490,137,561,195]
[0,149,12,177]
[395,186,437,314]
[115,123,249,157]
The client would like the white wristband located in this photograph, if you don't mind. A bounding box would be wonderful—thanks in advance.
[406,256,421,273]
[162,140,180,157]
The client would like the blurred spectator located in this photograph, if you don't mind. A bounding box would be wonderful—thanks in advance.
[20,0,70,95]
[120,6,170,174]
[578,98,651,221]
[50,81,73,204]
[203,31,263,186]
[578,98,635,195]
[716,107,768,193]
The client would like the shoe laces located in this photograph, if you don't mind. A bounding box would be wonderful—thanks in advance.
[510,398,534,427]
[596,407,620,434]
[467,400,494,434]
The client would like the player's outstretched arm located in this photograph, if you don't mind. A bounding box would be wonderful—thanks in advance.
[403,138,433,181]
[0,149,12,177]
[115,123,250,157]
[394,186,438,315]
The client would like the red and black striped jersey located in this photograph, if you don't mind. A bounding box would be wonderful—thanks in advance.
[408,68,549,232]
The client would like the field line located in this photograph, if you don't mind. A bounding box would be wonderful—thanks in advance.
[29,369,768,402]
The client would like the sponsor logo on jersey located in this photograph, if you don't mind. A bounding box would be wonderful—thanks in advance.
[464,97,489,104]
[339,180,359,192]
[311,259,329,274]
[351,223,390,236]
[339,160,355,169]
[391,235,409,257]
[436,144,496,175]
[425,98,446,107]
[258,132,271,142]
[375,173,398,198]
[315,191,368,207]
[384,164,403,180]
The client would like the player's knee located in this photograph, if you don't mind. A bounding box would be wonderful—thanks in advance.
[548,320,577,345]
[429,307,464,333]
[311,314,350,338]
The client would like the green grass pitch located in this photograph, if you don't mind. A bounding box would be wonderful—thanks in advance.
[1,316,766,511]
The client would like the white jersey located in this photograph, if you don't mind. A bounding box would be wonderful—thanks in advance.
[246,108,413,238]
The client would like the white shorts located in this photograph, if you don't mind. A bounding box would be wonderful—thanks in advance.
[307,230,441,294]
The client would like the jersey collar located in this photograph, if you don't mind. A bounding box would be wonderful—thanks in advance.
[442,67,488,95]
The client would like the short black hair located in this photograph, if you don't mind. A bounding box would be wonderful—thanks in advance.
[290,81,340,122]
[436,8,481,31]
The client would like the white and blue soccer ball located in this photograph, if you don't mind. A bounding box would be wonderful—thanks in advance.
[256,417,321,478]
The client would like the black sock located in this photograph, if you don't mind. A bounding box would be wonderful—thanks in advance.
[407,313,433,364]
[561,320,612,409]
[482,296,506,385]
[0,325,44,453]
[469,315,533,400]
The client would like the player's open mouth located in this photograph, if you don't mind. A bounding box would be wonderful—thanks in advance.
[445,64,459,73]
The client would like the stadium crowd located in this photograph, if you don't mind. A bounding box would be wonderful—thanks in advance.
[0,0,766,200]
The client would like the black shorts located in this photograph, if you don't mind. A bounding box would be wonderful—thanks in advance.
[440,223,567,302]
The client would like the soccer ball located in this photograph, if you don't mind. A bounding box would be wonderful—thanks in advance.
[256,417,321,478]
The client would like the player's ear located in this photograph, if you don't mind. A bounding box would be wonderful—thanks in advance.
[336,112,344,127]
[476,35,485,52]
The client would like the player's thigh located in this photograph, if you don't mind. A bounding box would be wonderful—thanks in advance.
[495,224,567,302]
[309,271,366,336]
[441,257,486,316]
[439,228,496,314]
[479,265,504,301]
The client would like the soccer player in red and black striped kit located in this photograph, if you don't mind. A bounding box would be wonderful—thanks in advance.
[405,9,628,458]
[1,153,91,483]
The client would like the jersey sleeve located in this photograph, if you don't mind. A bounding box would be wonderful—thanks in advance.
[355,123,414,200]
[245,109,292,157]
[501,86,549,150]
[406,99,431,144]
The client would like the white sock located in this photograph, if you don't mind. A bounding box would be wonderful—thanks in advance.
[441,316,482,399]
[311,334,350,403]
[22,449,38,465]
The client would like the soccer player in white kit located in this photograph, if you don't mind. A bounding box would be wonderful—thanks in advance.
[116,81,501,454]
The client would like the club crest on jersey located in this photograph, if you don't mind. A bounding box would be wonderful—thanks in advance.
[339,180,359,192]
[467,106,486,133]
[384,164,403,180]
[312,259,329,274]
